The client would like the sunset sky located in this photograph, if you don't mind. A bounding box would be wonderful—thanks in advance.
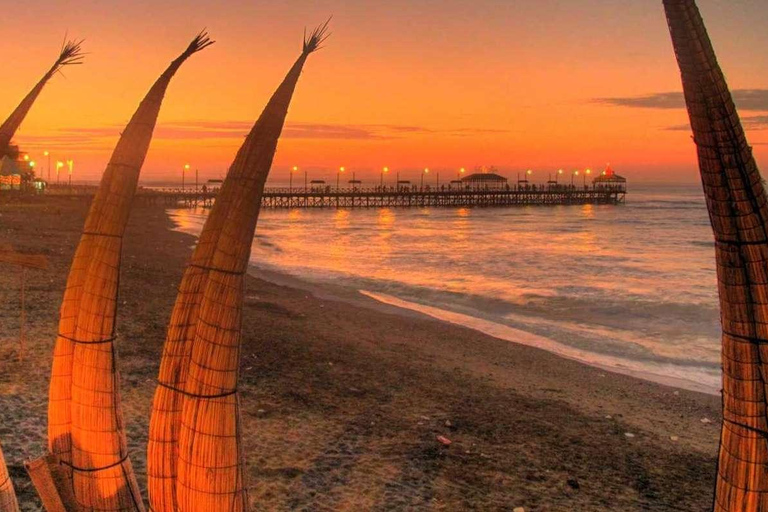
[3,0,768,184]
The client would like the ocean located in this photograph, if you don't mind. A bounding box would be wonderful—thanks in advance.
[169,183,722,394]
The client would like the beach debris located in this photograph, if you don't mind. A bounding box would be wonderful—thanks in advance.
[41,32,213,512]
[605,415,612,420]
[513,507,525,512]
[670,436,680,442]
[437,436,452,447]
[700,418,712,425]
[664,0,768,507]
[0,39,84,157]
[445,420,453,428]
[0,441,19,512]
[624,433,635,439]
[148,21,330,512]
[566,478,580,490]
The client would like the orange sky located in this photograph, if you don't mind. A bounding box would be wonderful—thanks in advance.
[3,0,768,184]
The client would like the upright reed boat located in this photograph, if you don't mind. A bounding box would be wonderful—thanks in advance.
[664,1,768,510]
[147,22,330,512]
[0,40,84,156]
[0,443,19,512]
[41,33,213,511]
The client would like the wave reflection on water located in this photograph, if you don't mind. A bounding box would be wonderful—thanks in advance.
[170,184,722,393]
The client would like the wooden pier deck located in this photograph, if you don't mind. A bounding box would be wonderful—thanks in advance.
[135,185,627,209]
[30,185,626,209]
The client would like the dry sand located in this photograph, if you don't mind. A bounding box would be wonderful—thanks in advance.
[0,197,720,511]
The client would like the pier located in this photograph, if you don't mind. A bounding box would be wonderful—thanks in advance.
[132,184,626,209]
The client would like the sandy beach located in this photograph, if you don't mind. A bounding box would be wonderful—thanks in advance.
[0,197,721,511]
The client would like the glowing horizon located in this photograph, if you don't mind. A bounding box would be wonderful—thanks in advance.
[2,0,767,184]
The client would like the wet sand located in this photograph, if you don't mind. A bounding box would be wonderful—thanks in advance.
[0,197,720,511]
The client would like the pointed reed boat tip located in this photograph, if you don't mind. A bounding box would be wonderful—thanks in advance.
[184,30,215,57]
[303,17,332,54]
[56,39,86,67]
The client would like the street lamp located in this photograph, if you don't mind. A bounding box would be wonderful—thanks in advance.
[337,166,345,190]
[290,166,298,191]
[572,170,579,187]
[182,164,190,191]
[67,159,74,187]
[584,168,592,187]
[422,168,429,189]
[44,151,50,182]
[381,166,389,187]
[56,161,64,185]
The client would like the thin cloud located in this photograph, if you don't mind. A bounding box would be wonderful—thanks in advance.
[594,89,768,111]
[666,114,768,132]
[15,121,508,150]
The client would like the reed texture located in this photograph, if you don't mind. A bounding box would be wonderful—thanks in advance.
[0,40,83,156]
[664,1,768,510]
[47,33,212,512]
[0,442,19,512]
[148,22,329,512]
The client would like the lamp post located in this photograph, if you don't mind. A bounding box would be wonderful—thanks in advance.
[56,161,64,185]
[422,168,429,190]
[182,163,190,191]
[337,167,345,190]
[44,151,50,182]
[67,159,73,188]
[572,170,579,187]
[381,167,389,188]
[584,168,591,188]
[556,169,563,185]
[304,169,308,189]
[195,168,199,193]
[290,166,298,192]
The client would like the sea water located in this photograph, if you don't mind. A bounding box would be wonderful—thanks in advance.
[170,183,722,393]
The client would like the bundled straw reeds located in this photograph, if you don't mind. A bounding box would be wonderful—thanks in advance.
[148,21,329,512]
[663,1,768,510]
[45,33,213,512]
[0,40,84,156]
[0,442,19,512]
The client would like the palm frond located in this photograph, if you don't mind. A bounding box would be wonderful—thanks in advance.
[303,17,332,54]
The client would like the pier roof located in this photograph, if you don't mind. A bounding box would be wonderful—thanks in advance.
[461,173,508,183]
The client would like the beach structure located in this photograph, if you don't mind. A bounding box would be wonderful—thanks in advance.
[34,33,213,511]
[147,22,329,512]
[0,41,84,157]
[0,442,19,512]
[663,1,768,510]
[0,157,22,191]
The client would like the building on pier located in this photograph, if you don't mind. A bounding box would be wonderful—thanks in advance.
[461,172,508,190]
[592,165,626,190]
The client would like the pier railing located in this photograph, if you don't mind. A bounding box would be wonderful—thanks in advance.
[134,184,626,208]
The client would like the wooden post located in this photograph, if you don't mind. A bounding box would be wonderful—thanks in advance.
[19,267,26,362]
